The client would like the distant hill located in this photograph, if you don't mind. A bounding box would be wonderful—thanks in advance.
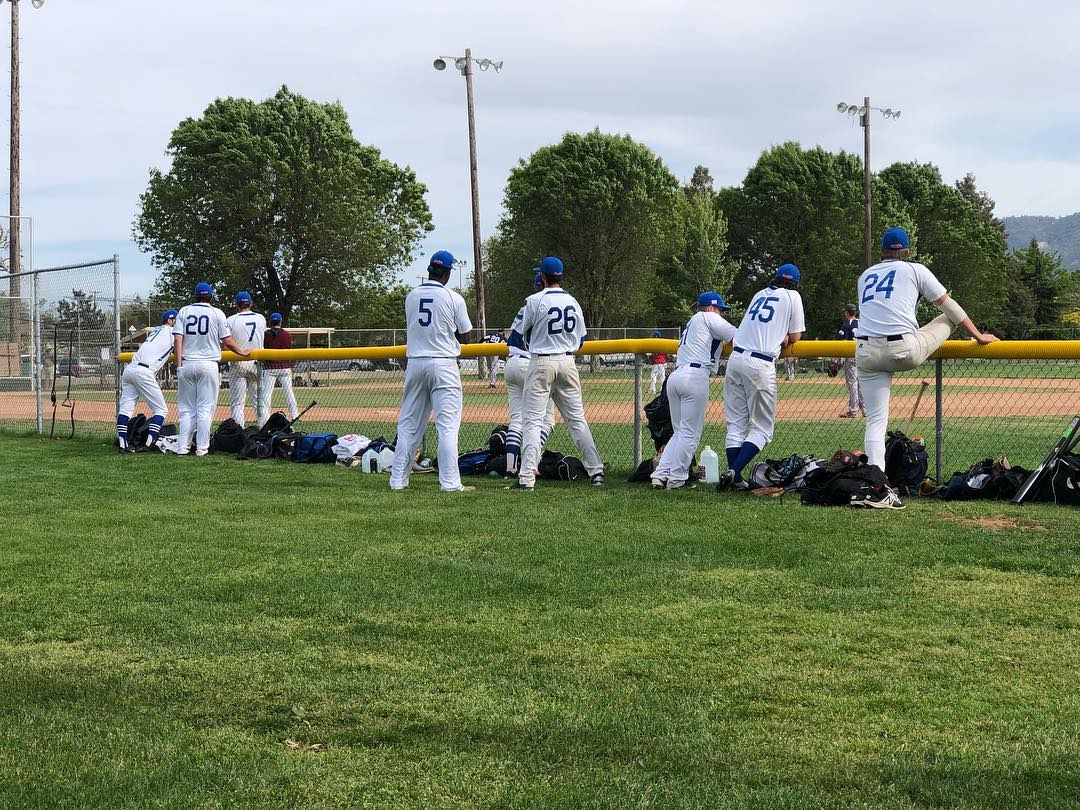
[1003,213,1080,270]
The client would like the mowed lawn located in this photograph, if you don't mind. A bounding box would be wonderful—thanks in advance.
[2,435,1079,808]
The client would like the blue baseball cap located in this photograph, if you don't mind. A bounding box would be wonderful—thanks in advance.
[194,282,213,297]
[696,291,732,311]
[775,264,800,283]
[162,309,178,323]
[532,268,543,290]
[540,256,564,276]
[429,250,455,273]
[652,330,662,337]
[881,227,909,250]
[269,312,282,323]
[235,291,252,305]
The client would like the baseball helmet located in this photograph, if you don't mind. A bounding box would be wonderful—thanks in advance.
[194,281,213,297]
[844,303,857,315]
[881,227,909,250]
[696,291,732,311]
[162,309,178,323]
[652,330,662,338]
[540,256,564,276]
[235,290,253,305]
[775,264,800,283]
[429,250,455,273]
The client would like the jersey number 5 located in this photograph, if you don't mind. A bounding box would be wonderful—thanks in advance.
[747,296,778,323]
[418,298,434,327]
[861,270,895,303]
[546,305,577,335]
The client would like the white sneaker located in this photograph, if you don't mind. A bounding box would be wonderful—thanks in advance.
[195,449,208,457]
[852,490,906,510]
[650,478,666,490]
[444,485,476,493]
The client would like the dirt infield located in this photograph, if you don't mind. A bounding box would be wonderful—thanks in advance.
[3,380,1077,427]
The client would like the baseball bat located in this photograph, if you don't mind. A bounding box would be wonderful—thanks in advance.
[905,380,929,432]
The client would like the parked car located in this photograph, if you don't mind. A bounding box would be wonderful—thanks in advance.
[293,357,402,374]
[56,356,102,377]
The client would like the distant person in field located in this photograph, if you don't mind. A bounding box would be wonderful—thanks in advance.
[117,309,177,452]
[837,303,864,418]
[856,227,997,472]
[259,312,299,427]
[486,328,506,388]
[225,291,266,427]
[173,283,249,455]
[647,331,667,396]
[389,250,475,493]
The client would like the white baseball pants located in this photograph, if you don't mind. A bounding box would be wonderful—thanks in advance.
[505,355,554,472]
[857,314,953,470]
[177,360,219,453]
[649,363,666,396]
[518,355,603,487]
[651,366,710,488]
[119,363,168,419]
[228,361,259,425]
[389,357,465,492]
[487,356,501,386]
[258,367,298,426]
[843,357,863,414]
[723,353,777,451]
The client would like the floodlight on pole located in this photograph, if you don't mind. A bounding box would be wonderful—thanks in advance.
[432,49,503,377]
[433,58,447,71]
[836,96,902,266]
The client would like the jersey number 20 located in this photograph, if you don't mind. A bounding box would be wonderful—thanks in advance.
[547,305,577,335]
[185,314,209,336]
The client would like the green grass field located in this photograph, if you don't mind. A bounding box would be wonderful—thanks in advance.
[2,434,1079,807]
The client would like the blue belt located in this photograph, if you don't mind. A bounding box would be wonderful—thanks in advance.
[536,352,573,356]
[733,346,774,362]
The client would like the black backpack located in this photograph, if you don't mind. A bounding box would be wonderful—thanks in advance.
[801,456,893,507]
[213,418,246,454]
[884,430,929,495]
[489,424,509,455]
[537,450,589,481]
[939,459,1031,501]
[259,412,292,433]
[1034,453,1080,505]
[644,383,673,451]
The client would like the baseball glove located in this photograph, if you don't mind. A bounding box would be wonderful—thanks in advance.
[827,360,840,377]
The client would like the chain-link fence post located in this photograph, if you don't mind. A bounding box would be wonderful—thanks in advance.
[112,255,121,418]
[935,358,943,481]
[633,353,643,467]
[32,269,41,434]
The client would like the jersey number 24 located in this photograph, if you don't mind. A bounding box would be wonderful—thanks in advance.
[861,270,895,303]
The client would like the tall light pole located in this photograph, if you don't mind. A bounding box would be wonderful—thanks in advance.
[5,0,43,359]
[433,50,502,376]
[837,98,901,266]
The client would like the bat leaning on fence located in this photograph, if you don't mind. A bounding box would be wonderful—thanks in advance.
[905,380,930,433]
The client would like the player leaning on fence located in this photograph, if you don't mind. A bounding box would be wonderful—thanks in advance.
[116,309,177,452]
[389,250,475,493]
[857,227,998,471]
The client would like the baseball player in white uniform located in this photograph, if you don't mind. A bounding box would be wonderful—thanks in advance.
[720,264,805,490]
[512,256,604,490]
[650,292,737,490]
[504,270,555,475]
[172,282,250,455]
[486,330,506,388]
[225,291,266,426]
[389,250,475,493]
[116,309,177,452]
[857,227,997,472]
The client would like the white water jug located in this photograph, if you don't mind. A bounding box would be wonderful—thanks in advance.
[701,445,720,484]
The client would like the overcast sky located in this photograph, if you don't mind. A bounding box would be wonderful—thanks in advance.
[12,0,1080,297]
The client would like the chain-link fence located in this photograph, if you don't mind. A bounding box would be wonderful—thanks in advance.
[0,257,119,436]
[6,332,1075,477]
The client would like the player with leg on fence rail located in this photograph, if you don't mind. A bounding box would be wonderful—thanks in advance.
[389,250,475,493]
[173,283,250,456]
[504,270,554,476]
[512,256,604,491]
[719,264,805,491]
[225,291,266,427]
[856,227,998,472]
[117,310,176,452]
[651,292,736,490]
[259,313,298,427]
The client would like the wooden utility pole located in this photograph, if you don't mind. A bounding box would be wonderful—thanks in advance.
[862,95,871,268]
[463,48,487,378]
[7,0,20,353]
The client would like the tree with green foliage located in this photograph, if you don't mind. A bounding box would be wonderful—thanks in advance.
[1002,239,1072,337]
[135,85,432,324]
[492,130,682,331]
[719,142,911,336]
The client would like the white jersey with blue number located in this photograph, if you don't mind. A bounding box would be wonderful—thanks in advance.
[520,287,587,355]
[172,302,231,361]
[226,311,267,353]
[404,281,472,358]
[856,260,947,337]
[733,286,805,358]
[507,307,529,359]
[676,311,737,373]
[131,323,176,373]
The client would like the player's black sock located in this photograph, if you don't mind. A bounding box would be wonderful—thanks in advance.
[725,446,739,469]
[731,441,761,481]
